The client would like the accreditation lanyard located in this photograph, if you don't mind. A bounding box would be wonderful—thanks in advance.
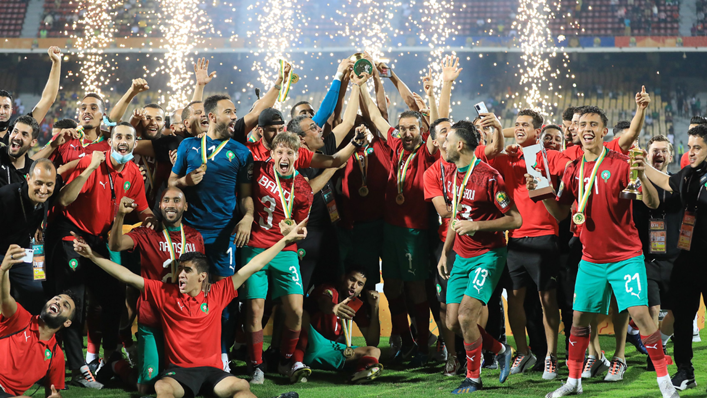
[200,135,228,166]
[103,163,117,220]
[575,147,608,223]
[649,189,668,254]
[396,143,422,194]
[162,225,186,282]
[440,162,451,209]
[273,168,297,220]
[451,157,478,221]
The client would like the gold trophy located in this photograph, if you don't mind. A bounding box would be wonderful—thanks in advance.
[619,147,643,200]
[350,53,373,78]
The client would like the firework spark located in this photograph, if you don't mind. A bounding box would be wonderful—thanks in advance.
[71,0,117,96]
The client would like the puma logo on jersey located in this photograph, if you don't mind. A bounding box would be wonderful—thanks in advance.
[177,301,185,311]
[24,330,31,342]
[192,147,200,153]
[645,343,659,350]
[98,181,108,189]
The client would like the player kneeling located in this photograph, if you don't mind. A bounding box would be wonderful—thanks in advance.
[72,221,308,398]
[294,267,383,384]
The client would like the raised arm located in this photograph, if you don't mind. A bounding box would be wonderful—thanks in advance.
[310,126,367,168]
[313,59,352,127]
[373,62,389,121]
[478,113,504,159]
[109,197,139,251]
[31,129,76,160]
[231,219,308,289]
[241,64,289,133]
[110,79,149,124]
[31,47,62,124]
[191,57,216,103]
[331,72,366,147]
[306,167,339,194]
[439,55,462,119]
[618,86,651,152]
[73,235,144,290]
[0,246,26,318]
[56,151,105,207]
[359,78,391,137]
[423,68,439,123]
[389,65,418,111]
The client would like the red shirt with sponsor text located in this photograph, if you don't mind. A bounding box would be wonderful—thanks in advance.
[384,127,437,230]
[248,161,313,252]
[143,277,237,369]
[305,284,371,342]
[443,160,512,258]
[479,147,571,238]
[0,304,65,395]
[556,149,643,263]
[245,139,314,169]
[127,225,205,328]
[60,153,149,236]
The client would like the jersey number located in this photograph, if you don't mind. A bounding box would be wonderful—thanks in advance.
[459,204,473,221]
[624,273,642,299]
[583,177,600,195]
[259,195,277,230]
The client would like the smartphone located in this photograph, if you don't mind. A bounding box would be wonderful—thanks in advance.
[20,249,33,263]
[346,297,364,313]
[378,66,391,78]
[474,102,489,116]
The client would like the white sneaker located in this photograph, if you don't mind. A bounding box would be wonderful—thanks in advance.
[582,354,610,378]
[542,355,558,380]
[692,319,701,342]
[545,381,583,397]
[250,367,265,385]
[444,356,461,376]
[510,352,537,375]
[280,361,311,383]
[433,340,448,362]
[660,377,681,398]
[350,363,383,383]
[604,358,627,382]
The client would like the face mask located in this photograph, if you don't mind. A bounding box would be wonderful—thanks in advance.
[111,147,134,164]
[0,120,9,131]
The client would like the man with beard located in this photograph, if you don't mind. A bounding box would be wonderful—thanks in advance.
[540,125,564,152]
[530,106,676,398]
[0,247,76,398]
[438,125,522,394]
[0,116,42,187]
[45,122,155,389]
[0,47,62,146]
[169,94,254,371]
[561,107,575,149]
[73,222,308,398]
[678,116,706,168]
[0,158,102,315]
[641,124,707,392]
[108,187,205,393]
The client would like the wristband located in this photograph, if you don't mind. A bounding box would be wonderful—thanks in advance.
[334,72,344,81]
[351,139,364,148]
[274,83,282,90]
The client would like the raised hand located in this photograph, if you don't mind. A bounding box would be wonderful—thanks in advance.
[636,85,651,110]
[1,245,27,272]
[350,71,370,87]
[118,197,137,216]
[88,150,106,171]
[442,55,462,83]
[47,46,62,64]
[422,67,434,97]
[194,57,216,86]
[71,232,92,259]
[337,58,354,75]
[131,78,149,94]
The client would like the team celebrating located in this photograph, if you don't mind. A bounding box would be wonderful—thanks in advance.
[1,46,706,398]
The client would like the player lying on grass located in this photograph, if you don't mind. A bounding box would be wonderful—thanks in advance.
[72,219,308,398]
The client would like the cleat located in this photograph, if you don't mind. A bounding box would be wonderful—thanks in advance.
[626,332,648,355]
[671,368,696,391]
[250,367,265,385]
[444,356,461,376]
[433,340,448,362]
[409,352,429,367]
[451,378,482,394]
[510,351,536,375]
[604,358,627,382]
[545,381,583,397]
[281,361,311,384]
[482,351,497,369]
[388,335,402,360]
[497,344,513,383]
[393,344,417,363]
[543,355,558,380]
[71,365,104,389]
[581,353,609,378]
[350,363,383,383]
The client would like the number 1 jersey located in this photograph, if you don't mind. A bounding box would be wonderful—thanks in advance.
[248,161,313,252]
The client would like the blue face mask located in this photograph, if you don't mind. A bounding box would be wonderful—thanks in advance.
[111,147,134,164]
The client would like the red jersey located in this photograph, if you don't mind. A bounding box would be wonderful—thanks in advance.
[480,148,571,238]
[305,284,370,342]
[444,160,512,258]
[245,139,314,169]
[681,152,689,169]
[49,135,111,167]
[143,277,237,369]
[339,137,392,227]
[556,149,643,263]
[0,305,65,395]
[424,147,487,242]
[60,153,149,236]
[127,225,205,328]
[248,162,313,251]
[563,139,627,161]
[384,127,437,230]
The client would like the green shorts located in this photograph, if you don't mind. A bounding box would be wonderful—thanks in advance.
[241,246,303,300]
[137,323,164,385]
[338,220,384,289]
[573,254,649,315]
[303,325,356,370]
[447,247,507,305]
[382,223,430,282]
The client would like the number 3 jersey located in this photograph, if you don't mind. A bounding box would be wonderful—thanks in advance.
[443,160,513,258]
[248,161,313,252]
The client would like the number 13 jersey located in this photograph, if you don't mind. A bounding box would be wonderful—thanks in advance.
[248,161,313,252]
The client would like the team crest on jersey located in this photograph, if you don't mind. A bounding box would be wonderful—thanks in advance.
[124,181,131,191]
[227,151,235,162]
[148,367,154,378]
[44,348,52,360]
[200,303,209,313]
[495,191,510,208]
[69,259,78,270]
[601,170,611,183]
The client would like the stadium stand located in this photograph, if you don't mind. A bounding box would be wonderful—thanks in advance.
[0,0,28,38]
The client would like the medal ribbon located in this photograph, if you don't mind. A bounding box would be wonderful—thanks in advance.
[396,143,422,194]
[277,60,295,102]
[576,147,608,216]
[341,318,353,348]
[355,147,369,188]
[273,168,297,219]
[162,225,186,282]
[78,129,104,148]
[451,157,478,220]
[200,135,229,166]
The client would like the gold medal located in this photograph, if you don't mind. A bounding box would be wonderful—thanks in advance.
[200,163,207,172]
[343,347,355,358]
[358,186,369,197]
[396,193,405,205]
[283,218,294,226]
[572,212,586,225]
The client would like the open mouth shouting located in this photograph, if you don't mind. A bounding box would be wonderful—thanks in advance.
[116,143,130,155]
[278,159,291,175]
[9,138,22,153]
[179,278,187,291]
[652,156,665,169]
[48,303,60,315]
[200,116,209,130]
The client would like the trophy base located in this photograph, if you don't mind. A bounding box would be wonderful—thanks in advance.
[619,190,642,200]
[529,186,556,202]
